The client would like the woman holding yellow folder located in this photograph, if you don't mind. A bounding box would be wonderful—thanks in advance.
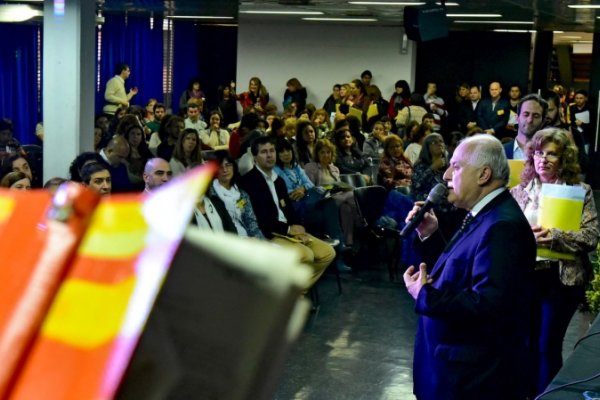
[510,128,599,395]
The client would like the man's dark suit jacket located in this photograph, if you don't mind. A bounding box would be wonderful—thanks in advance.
[457,100,479,133]
[476,97,511,138]
[414,190,536,400]
[239,166,300,239]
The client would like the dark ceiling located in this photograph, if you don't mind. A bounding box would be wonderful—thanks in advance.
[2,0,600,34]
[93,0,600,32]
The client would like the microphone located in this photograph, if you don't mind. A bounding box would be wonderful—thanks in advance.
[400,183,448,238]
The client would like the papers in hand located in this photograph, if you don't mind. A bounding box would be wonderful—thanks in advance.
[538,183,585,260]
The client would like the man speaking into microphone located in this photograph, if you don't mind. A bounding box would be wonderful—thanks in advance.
[403,135,536,400]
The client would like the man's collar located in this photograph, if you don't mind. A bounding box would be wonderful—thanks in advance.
[256,165,276,180]
[470,186,506,217]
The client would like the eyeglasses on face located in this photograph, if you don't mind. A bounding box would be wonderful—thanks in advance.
[533,150,560,162]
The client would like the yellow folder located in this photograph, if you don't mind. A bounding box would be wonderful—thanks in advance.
[537,184,585,260]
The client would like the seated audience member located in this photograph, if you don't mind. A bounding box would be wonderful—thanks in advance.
[1,171,31,190]
[404,123,432,165]
[94,126,103,152]
[447,131,465,158]
[363,121,388,158]
[145,102,166,134]
[179,79,205,112]
[0,118,25,162]
[184,100,207,132]
[99,135,133,193]
[44,177,68,193]
[217,82,239,126]
[267,117,285,139]
[156,115,185,161]
[333,128,371,184]
[80,162,111,196]
[239,136,335,290]
[294,120,317,166]
[311,108,331,139]
[510,128,599,396]
[364,85,389,132]
[388,80,412,120]
[274,139,349,262]
[346,114,365,150]
[1,154,36,187]
[237,77,269,115]
[304,139,362,250]
[411,132,465,238]
[283,78,307,116]
[378,135,413,191]
[282,117,298,142]
[200,150,264,239]
[200,111,230,150]
[170,128,204,177]
[395,93,428,132]
[143,158,172,192]
[123,122,153,190]
[229,112,260,159]
[69,152,106,182]
[323,83,342,116]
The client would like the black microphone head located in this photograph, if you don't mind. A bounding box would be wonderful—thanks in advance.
[426,183,449,204]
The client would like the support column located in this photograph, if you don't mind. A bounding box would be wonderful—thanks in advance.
[531,31,553,93]
[43,0,95,181]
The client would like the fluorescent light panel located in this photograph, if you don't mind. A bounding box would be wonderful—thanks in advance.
[494,29,534,33]
[447,14,502,17]
[303,17,378,21]
[240,10,324,15]
[454,20,534,24]
[568,4,600,8]
[167,15,234,19]
[348,1,458,5]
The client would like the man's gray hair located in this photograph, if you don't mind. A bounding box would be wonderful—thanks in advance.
[460,135,509,185]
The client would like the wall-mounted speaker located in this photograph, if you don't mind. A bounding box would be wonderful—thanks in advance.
[403,4,448,42]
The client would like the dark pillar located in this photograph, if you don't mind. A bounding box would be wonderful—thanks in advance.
[531,31,553,93]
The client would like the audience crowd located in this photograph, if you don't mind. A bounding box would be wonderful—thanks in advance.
[0,67,597,396]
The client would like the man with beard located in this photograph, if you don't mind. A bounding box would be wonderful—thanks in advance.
[503,94,548,160]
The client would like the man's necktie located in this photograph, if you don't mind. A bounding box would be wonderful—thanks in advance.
[460,212,474,232]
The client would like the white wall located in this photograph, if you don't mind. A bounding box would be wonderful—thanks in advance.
[237,19,416,112]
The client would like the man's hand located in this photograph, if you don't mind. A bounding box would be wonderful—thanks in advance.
[405,201,438,238]
[403,263,431,300]
[289,187,306,201]
[130,87,138,96]
[288,224,306,237]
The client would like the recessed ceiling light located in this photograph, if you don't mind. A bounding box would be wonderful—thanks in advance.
[303,17,378,22]
[454,20,534,24]
[560,35,583,39]
[166,16,235,19]
[240,10,324,15]
[447,14,502,17]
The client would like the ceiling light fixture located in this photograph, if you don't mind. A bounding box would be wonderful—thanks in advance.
[166,15,234,19]
[240,10,324,15]
[348,1,458,5]
[454,20,534,24]
[447,14,502,17]
[568,4,600,8]
[0,4,42,22]
[493,29,534,33]
[303,17,378,22]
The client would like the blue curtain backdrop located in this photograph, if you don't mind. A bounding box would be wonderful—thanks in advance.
[172,21,201,114]
[0,23,40,145]
[96,15,163,114]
